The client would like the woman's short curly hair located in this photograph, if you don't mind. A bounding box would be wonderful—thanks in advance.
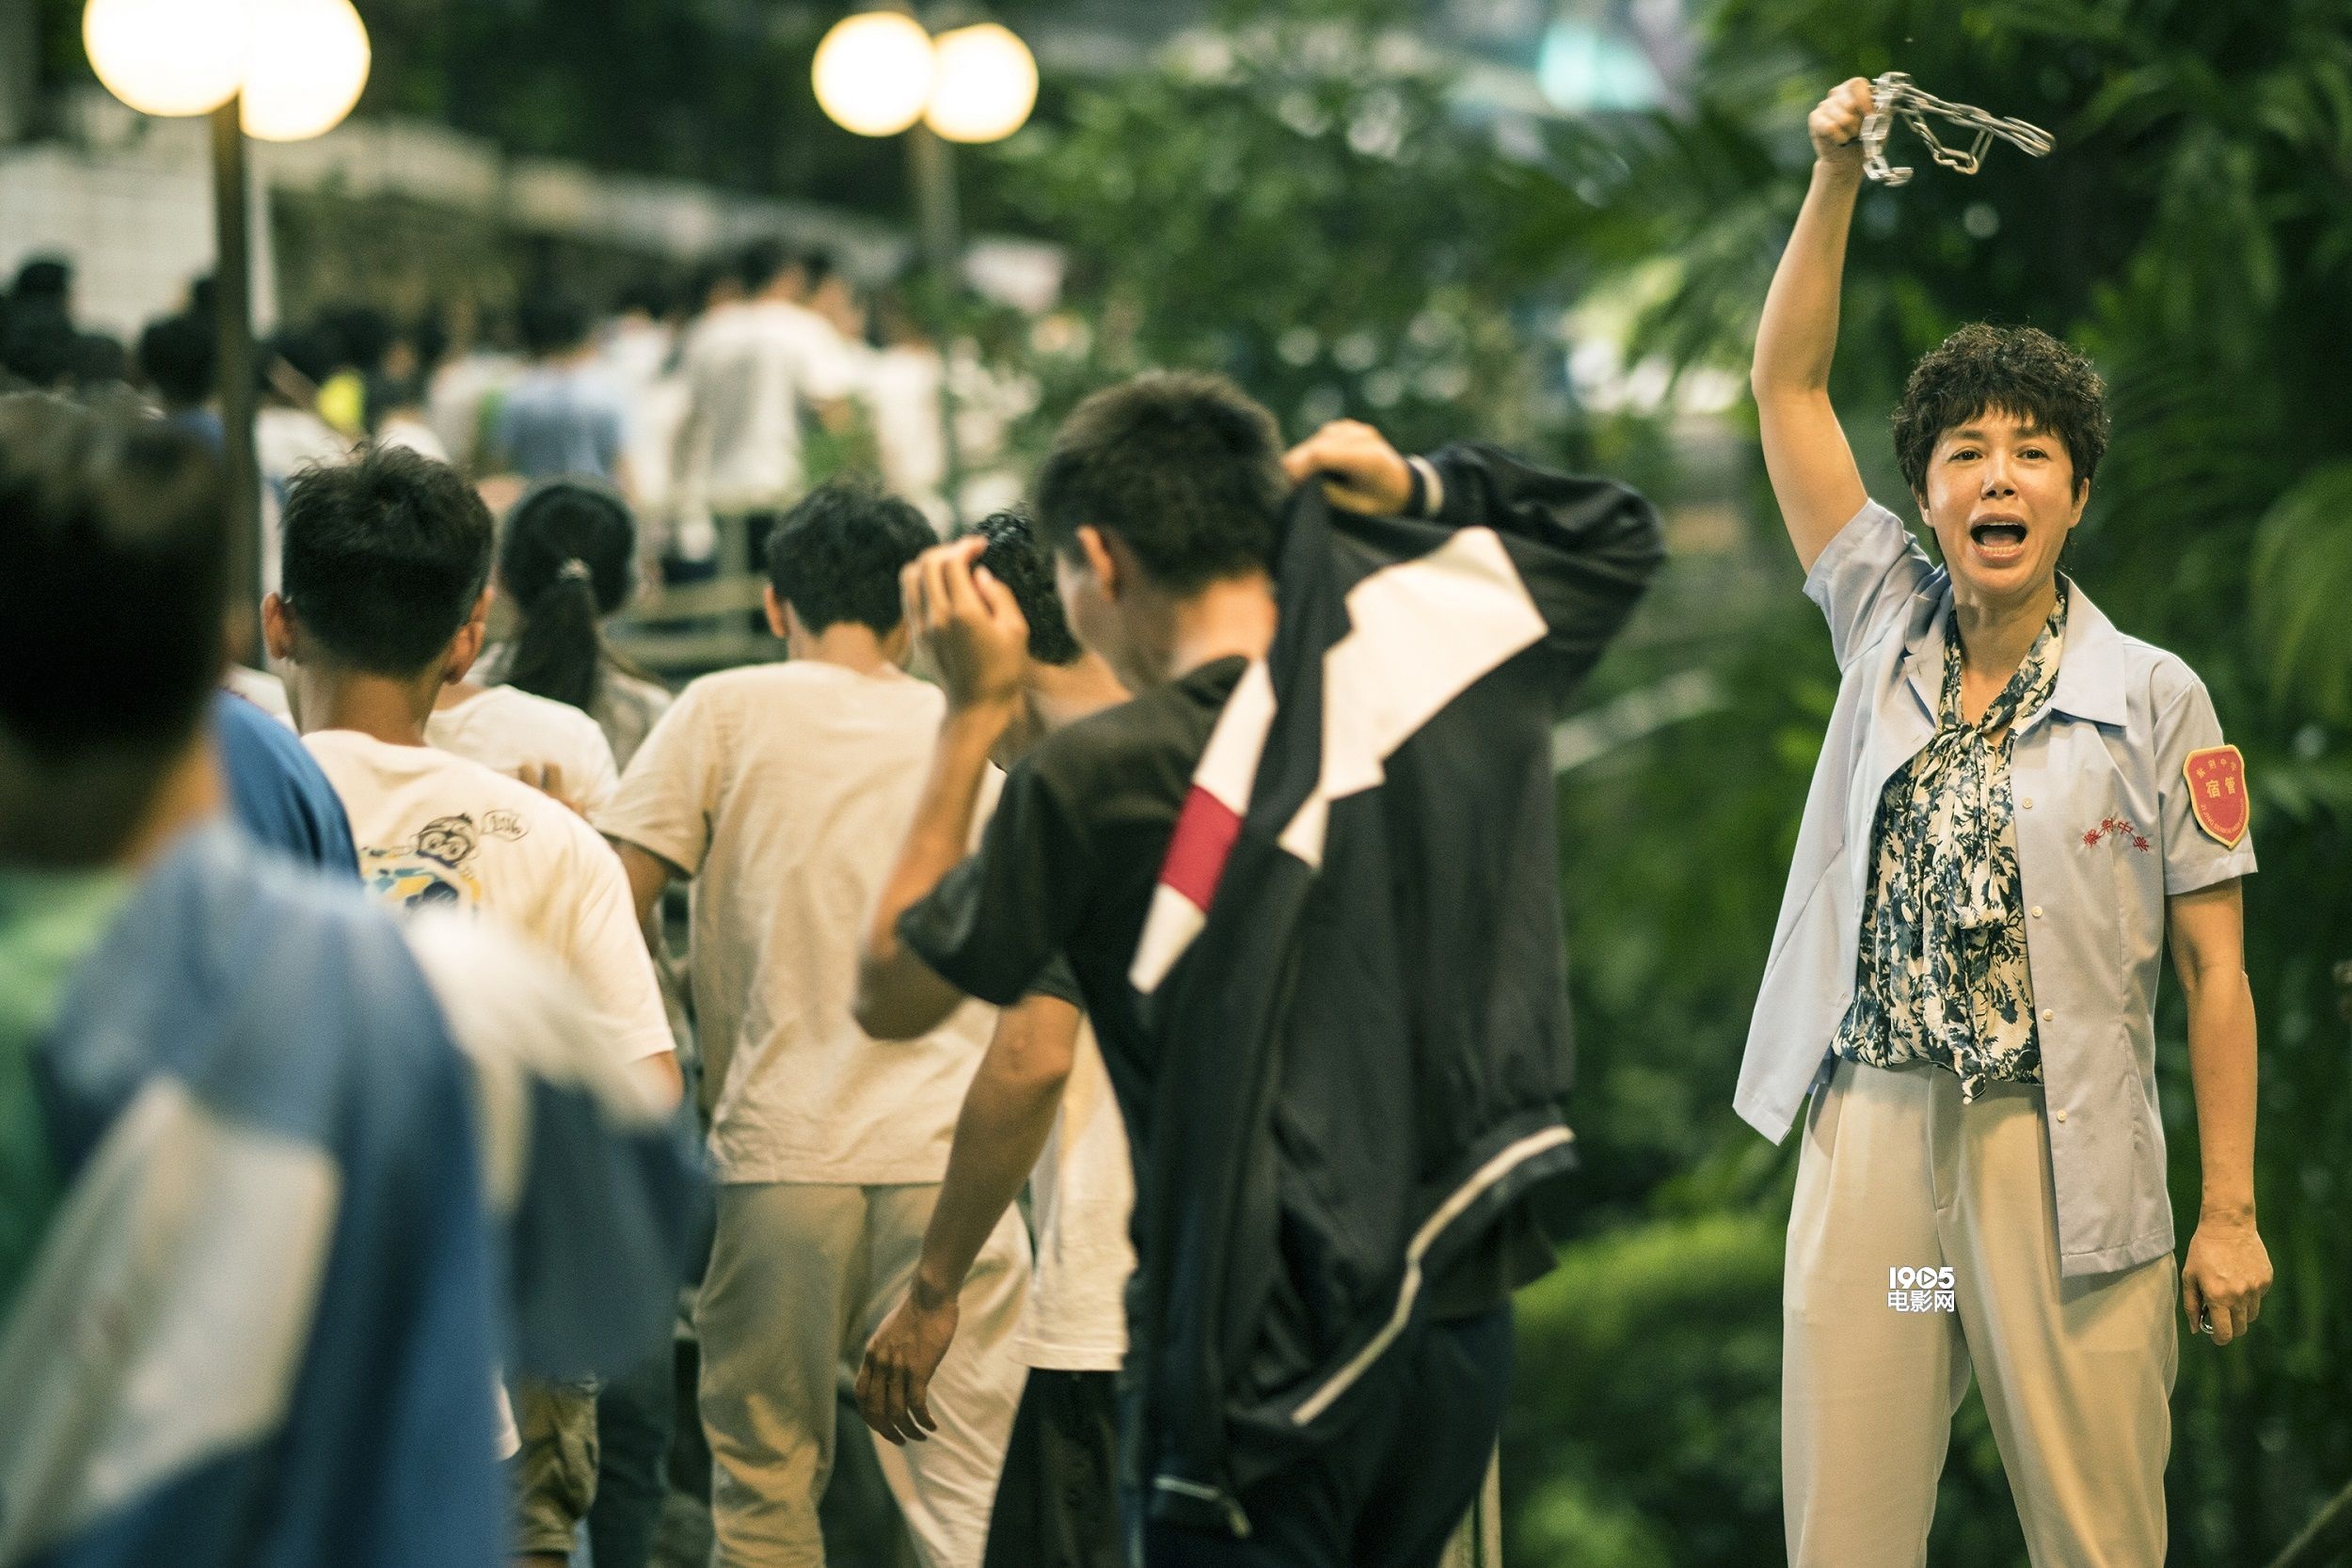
[1890,325,2109,499]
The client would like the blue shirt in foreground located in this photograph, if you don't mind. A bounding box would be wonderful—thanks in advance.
[212,690,358,877]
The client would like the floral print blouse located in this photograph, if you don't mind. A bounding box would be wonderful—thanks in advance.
[1831,586,2070,1099]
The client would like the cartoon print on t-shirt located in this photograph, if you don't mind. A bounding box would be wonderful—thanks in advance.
[360,810,527,912]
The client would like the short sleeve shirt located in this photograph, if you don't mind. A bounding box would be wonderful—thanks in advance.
[427,686,623,819]
[1735,499,2258,1275]
[305,731,675,1069]
[492,364,626,483]
[898,658,1247,1139]
[595,663,999,1185]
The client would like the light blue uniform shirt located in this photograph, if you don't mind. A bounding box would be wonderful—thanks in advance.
[1737,501,2258,1276]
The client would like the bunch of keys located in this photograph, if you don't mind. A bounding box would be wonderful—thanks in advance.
[1861,71,2056,185]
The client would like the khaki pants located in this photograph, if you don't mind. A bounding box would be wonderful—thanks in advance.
[697,1181,1030,1568]
[510,1377,599,1558]
[1784,1060,2176,1568]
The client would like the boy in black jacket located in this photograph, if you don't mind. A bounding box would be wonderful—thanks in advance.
[856,372,1661,1566]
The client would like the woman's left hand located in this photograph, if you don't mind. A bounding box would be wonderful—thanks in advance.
[2182,1216,2272,1345]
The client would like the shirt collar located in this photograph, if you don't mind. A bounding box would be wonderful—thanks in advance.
[2043,578,2129,726]
[1904,573,2128,730]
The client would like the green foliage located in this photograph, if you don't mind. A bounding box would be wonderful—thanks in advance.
[1503,1211,1785,1563]
[996,0,1561,454]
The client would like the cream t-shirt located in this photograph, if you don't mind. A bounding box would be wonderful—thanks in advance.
[1013,1018,1134,1371]
[306,730,674,1069]
[596,661,997,1185]
[428,685,622,819]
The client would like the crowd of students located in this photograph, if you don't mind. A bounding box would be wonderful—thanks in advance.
[0,246,1661,1568]
[0,74,2276,1568]
[0,240,1030,593]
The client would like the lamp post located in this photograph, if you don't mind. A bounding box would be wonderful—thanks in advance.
[813,9,1036,527]
[83,0,370,657]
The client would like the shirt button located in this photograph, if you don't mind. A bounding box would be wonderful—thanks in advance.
[2030,906,2043,919]
[2054,1109,2068,1123]
[2042,1008,2055,1022]
[2021,798,2034,809]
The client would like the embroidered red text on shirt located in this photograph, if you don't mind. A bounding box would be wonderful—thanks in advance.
[2083,816,2152,851]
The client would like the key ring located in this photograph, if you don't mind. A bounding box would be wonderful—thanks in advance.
[1861,71,2056,186]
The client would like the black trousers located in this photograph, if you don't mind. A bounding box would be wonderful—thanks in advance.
[984,1369,1123,1568]
[1136,1303,1513,1568]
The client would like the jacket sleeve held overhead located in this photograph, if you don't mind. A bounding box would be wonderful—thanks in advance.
[1425,441,1666,695]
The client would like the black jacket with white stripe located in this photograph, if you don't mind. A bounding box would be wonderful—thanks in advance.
[1133,443,1664,1532]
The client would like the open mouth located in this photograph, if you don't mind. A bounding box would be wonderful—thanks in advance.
[1968,519,2029,559]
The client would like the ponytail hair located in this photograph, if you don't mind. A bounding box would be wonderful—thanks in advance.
[498,479,637,715]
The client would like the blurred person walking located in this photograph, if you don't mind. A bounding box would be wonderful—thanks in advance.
[863,288,951,531]
[414,480,636,824]
[493,292,629,488]
[1742,78,2270,1568]
[135,312,220,450]
[484,479,675,768]
[0,393,692,1568]
[670,243,862,588]
[599,483,1031,1568]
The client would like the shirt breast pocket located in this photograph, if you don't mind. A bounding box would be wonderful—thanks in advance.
[2047,730,2162,990]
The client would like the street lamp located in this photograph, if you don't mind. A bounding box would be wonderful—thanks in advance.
[813,11,1036,526]
[811,11,935,138]
[82,0,246,118]
[923,24,1036,146]
[83,0,371,656]
[239,0,371,144]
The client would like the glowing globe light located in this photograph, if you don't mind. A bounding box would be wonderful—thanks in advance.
[83,0,249,119]
[813,12,937,138]
[923,24,1037,145]
[238,0,371,142]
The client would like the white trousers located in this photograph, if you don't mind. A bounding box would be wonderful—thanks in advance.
[1784,1059,2176,1568]
[697,1181,1031,1568]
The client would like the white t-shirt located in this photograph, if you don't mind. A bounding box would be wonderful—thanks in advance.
[428,686,623,820]
[596,661,997,1185]
[1014,1018,1134,1370]
[675,300,866,517]
[862,344,948,525]
[305,730,674,1069]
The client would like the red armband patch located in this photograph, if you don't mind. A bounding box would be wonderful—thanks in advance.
[2184,745,2249,848]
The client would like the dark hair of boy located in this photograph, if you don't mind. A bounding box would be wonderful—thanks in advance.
[516,293,593,360]
[499,479,639,713]
[798,247,836,293]
[320,305,393,378]
[765,481,934,637]
[70,332,129,393]
[1890,324,2110,499]
[0,392,227,763]
[1032,370,1287,594]
[689,257,738,312]
[269,325,342,390]
[10,258,71,309]
[1,304,77,390]
[139,313,217,410]
[279,444,495,675]
[616,275,675,320]
[964,509,1082,665]
[737,239,799,297]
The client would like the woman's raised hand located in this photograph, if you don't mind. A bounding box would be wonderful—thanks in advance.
[1809,77,1876,169]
